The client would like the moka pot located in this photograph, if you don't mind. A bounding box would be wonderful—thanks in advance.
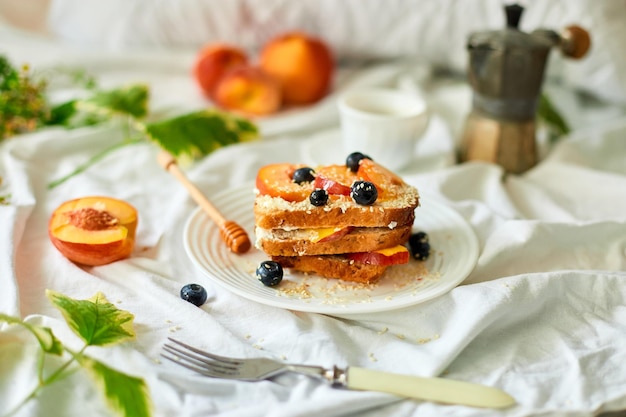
[460,4,590,174]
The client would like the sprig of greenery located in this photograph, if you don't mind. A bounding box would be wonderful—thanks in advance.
[46,137,146,189]
[43,88,258,188]
[0,55,259,189]
[0,290,152,417]
[0,56,49,139]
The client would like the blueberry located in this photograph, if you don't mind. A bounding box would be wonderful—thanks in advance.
[409,231,431,261]
[309,188,329,206]
[256,261,283,287]
[410,231,429,244]
[346,152,372,173]
[180,283,208,306]
[293,167,315,184]
[350,181,378,205]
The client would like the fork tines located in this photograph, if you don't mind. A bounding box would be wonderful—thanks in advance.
[161,337,241,378]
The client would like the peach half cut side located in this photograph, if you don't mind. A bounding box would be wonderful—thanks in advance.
[212,66,282,116]
[48,196,138,266]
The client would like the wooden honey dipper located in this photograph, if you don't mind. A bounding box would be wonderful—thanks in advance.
[157,151,251,254]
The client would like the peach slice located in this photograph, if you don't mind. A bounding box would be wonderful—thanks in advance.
[345,245,410,266]
[315,226,354,243]
[313,165,357,196]
[255,163,313,202]
[48,196,138,266]
[357,159,404,200]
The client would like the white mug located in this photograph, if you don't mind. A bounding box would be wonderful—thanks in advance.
[337,88,429,170]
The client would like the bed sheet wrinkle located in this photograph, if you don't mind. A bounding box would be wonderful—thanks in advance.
[2,5,626,416]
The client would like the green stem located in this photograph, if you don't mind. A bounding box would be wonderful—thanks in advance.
[37,346,45,384]
[47,137,146,189]
[2,346,87,417]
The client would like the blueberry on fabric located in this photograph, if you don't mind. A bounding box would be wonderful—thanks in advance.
[180,283,208,306]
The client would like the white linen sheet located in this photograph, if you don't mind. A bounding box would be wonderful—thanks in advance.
[1,14,626,417]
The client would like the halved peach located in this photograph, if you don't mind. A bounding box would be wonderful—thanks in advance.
[48,196,138,266]
[212,66,282,116]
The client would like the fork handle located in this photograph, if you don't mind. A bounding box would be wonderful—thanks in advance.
[345,367,515,409]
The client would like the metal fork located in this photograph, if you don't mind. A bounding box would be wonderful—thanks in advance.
[162,337,343,384]
[161,337,516,408]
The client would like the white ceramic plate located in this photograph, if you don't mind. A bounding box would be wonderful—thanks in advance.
[183,184,479,315]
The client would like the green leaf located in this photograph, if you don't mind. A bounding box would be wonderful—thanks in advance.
[77,355,152,417]
[46,290,135,347]
[47,100,78,126]
[77,84,149,119]
[537,93,570,141]
[47,99,109,128]
[0,313,64,355]
[143,109,259,159]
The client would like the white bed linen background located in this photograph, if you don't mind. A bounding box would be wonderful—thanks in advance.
[1,21,626,417]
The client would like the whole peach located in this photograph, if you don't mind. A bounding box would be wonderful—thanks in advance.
[193,44,248,99]
[213,66,282,116]
[260,32,334,105]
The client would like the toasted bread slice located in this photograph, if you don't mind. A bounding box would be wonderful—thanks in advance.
[254,159,419,230]
[273,255,389,284]
[254,183,418,229]
[256,224,412,256]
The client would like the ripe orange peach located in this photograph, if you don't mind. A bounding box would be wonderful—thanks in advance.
[48,196,138,266]
[260,32,334,105]
[212,66,282,116]
[193,44,248,99]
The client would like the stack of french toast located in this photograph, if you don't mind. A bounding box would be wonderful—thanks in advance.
[254,153,419,284]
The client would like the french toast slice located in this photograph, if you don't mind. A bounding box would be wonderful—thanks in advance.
[254,159,419,230]
[272,255,389,284]
[254,185,418,229]
[256,224,413,256]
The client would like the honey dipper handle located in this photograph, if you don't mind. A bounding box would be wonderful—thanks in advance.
[157,151,251,254]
